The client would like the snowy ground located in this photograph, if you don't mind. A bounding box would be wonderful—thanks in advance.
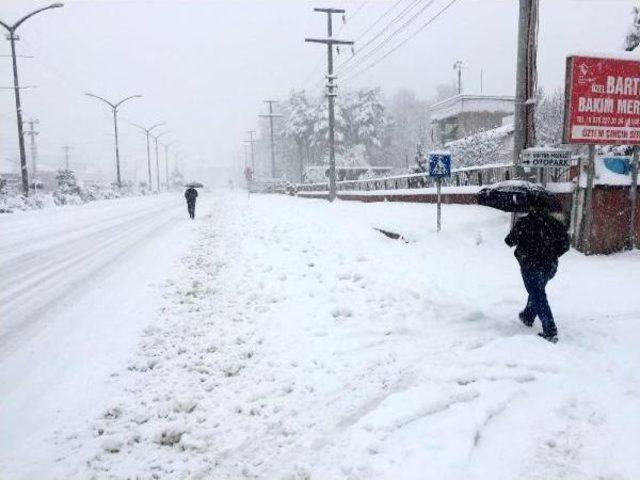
[0,193,211,478]
[2,191,639,479]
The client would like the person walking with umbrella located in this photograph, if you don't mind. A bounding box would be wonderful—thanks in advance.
[478,181,570,343]
[184,183,200,219]
[505,203,570,343]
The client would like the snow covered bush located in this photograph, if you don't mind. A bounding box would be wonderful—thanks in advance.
[447,129,505,167]
[0,192,55,213]
[53,169,83,206]
[81,182,121,202]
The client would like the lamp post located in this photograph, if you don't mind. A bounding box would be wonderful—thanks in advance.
[1,3,64,196]
[131,122,165,191]
[85,93,141,188]
[151,130,170,192]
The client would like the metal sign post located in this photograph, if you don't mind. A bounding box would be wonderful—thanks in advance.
[429,152,452,232]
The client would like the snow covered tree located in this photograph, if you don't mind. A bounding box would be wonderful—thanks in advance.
[535,87,564,147]
[447,130,505,168]
[54,168,83,205]
[342,87,388,164]
[310,99,347,156]
[281,90,315,181]
[625,6,640,51]
[388,88,429,170]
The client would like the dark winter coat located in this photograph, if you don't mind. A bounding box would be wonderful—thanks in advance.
[184,188,198,203]
[505,210,570,271]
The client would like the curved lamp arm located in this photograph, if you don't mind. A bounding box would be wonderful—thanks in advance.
[85,92,116,109]
[152,130,171,140]
[148,122,166,133]
[12,3,64,31]
[114,94,142,109]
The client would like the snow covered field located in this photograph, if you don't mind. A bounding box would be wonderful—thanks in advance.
[2,191,639,479]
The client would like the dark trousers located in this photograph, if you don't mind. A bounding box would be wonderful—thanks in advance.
[187,200,196,219]
[520,268,557,336]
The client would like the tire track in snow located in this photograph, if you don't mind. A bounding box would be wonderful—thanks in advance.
[0,200,183,358]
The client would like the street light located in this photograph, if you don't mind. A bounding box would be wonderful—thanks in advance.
[1,3,64,196]
[151,130,170,192]
[131,122,165,191]
[85,93,141,188]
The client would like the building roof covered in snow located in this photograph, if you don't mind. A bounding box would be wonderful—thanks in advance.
[444,122,515,149]
[428,94,515,122]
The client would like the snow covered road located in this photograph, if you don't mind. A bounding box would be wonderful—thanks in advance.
[43,191,639,480]
[1,195,186,353]
[0,193,209,478]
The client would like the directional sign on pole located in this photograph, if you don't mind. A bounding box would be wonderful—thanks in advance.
[521,148,571,168]
[428,152,451,178]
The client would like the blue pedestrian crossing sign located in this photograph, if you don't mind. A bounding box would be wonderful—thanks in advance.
[429,152,451,178]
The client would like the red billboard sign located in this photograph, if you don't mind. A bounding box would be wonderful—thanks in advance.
[564,55,640,144]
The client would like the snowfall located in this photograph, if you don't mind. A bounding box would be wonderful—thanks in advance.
[0,190,639,480]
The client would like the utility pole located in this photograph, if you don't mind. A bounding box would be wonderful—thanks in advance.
[0,3,64,196]
[243,143,250,169]
[131,122,165,191]
[512,0,539,173]
[258,101,282,179]
[85,92,142,188]
[306,7,354,202]
[453,60,463,94]
[163,141,176,189]
[152,130,170,192]
[62,145,71,170]
[244,130,257,171]
[24,118,39,178]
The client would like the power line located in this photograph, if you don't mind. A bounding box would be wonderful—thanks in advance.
[300,0,368,90]
[338,0,438,77]
[353,0,405,43]
[349,0,423,58]
[307,0,411,92]
[342,0,461,85]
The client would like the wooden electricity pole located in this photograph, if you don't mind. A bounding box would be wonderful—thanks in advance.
[259,101,282,179]
[24,118,39,178]
[244,130,257,171]
[513,0,539,174]
[62,145,71,170]
[306,7,354,202]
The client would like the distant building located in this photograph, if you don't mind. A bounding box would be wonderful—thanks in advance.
[428,94,515,145]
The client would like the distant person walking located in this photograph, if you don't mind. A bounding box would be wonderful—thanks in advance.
[505,205,570,343]
[184,187,198,219]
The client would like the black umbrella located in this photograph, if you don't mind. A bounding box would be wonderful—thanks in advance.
[185,182,204,188]
[477,180,562,213]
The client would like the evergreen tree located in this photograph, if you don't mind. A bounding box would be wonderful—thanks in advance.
[625,6,640,51]
[535,87,564,147]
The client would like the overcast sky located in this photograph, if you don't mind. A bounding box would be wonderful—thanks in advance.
[1,0,637,183]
